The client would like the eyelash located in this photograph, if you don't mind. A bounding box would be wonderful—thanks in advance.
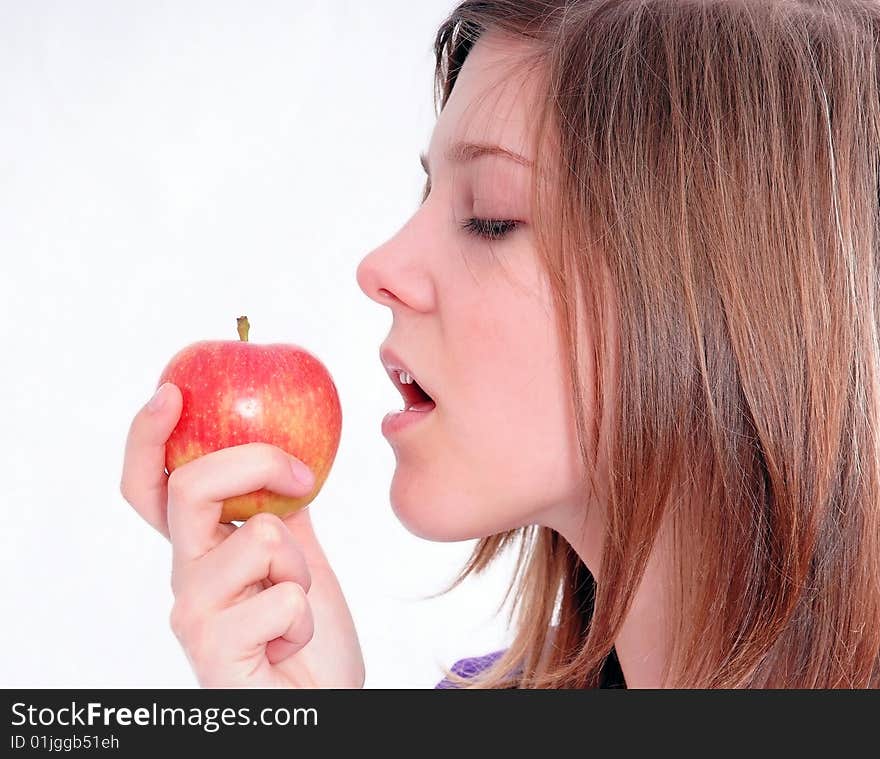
[420,179,519,241]
[460,218,520,241]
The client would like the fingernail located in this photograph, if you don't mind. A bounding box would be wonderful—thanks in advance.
[147,383,169,413]
[289,458,315,489]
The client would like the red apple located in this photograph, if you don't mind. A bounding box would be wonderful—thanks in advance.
[157,316,342,522]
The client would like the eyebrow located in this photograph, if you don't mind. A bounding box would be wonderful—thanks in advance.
[419,141,533,176]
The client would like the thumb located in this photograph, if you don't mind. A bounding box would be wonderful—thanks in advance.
[120,382,184,538]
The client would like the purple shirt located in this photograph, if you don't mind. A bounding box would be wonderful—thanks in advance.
[434,646,627,688]
[434,649,510,688]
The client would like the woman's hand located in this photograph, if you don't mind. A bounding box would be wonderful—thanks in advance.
[120,382,365,688]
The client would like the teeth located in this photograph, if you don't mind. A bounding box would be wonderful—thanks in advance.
[398,371,414,385]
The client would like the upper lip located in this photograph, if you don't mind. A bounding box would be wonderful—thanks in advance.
[380,345,436,404]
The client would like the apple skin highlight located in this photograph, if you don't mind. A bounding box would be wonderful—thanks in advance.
[157,317,342,522]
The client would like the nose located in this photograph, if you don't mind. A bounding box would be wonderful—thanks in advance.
[355,221,435,313]
[355,250,394,305]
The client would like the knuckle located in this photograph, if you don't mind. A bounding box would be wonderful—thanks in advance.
[170,564,185,596]
[170,604,219,665]
[243,441,274,465]
[165,468,189,506]
[168,601,192,641]
[261,449,287,482]
[251,442,290,479]
[299,565,313,594]
[188,619,222,665]
[247,441,276,456]
[247,512,286,549]
[278,581,307,617]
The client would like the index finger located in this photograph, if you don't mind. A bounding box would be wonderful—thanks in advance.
[166,442,315,565]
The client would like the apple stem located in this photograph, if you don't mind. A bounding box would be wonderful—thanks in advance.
[236,316,250,342]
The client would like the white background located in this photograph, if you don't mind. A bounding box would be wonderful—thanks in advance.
[0,0,518,688]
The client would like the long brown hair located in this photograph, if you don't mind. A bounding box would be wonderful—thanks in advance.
[429,0,880,688]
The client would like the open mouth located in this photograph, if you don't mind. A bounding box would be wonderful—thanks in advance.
[392,369,436,411]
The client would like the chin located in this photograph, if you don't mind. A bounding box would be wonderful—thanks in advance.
[388,469,529,543]
[389,477,470,541]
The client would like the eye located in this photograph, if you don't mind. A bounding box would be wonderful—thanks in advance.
[460,218,520,241]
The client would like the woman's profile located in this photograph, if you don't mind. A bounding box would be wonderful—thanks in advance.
[121,0,880,688]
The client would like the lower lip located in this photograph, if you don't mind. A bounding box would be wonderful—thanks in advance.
[381,401,436,437]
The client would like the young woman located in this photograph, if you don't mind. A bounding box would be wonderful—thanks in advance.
[120,0,880,688]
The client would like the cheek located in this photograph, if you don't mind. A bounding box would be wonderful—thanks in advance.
[388,387,582,542]
[471,294,579,491]
[387,307,586,540]
[474,364,583,518]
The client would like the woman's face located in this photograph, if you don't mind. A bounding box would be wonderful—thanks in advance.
[356,33,590,543]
